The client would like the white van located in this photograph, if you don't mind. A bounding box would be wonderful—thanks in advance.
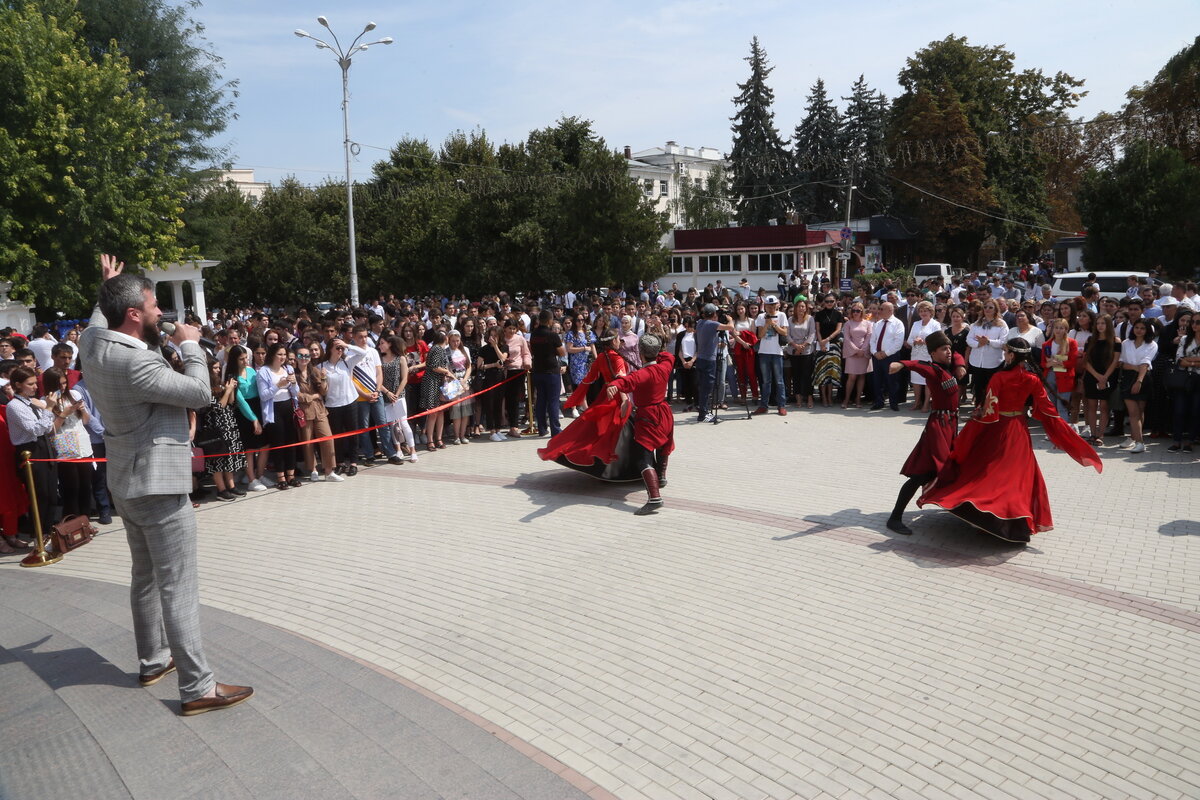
[1050,271,1158,302]
[912,263,953,285]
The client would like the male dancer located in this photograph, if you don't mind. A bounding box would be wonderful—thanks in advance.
[884,330,966,535]
[606,334,674,514]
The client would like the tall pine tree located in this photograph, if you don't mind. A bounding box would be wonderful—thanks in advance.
[840,75,892,216]
[791,78,843,222]
[728,37,790,225]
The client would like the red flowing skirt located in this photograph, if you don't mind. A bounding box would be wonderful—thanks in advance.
[918,415,1050,542]
[537,397,629,468]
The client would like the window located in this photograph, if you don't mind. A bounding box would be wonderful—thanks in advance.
[671,256,694,274]
[694,177,702,187]
[746,252,795,272]
[643,179,654,196]
[660,180,669,197]
[698,254,740,273]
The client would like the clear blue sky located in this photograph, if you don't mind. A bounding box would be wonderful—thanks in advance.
[192,0,1200,185]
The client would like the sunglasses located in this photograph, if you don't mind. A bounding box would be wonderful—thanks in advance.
[296,353,311,359]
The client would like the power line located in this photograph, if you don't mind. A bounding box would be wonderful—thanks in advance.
[889,176,1077,234]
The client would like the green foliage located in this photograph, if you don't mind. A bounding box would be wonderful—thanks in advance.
[75,0,237,173]
[1123,35,1200,165]
[182,119,670,305]
[1078,141,1200,272]
[840,75,891,216]
[892,35,1084,257]
[890,85,993,266]
[178,177,255,304]
[0,1,186,315]
[791,78,843,222]
[728,37,790,225]
[671,163,733,230]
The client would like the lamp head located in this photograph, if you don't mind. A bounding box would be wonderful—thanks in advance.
[294,28,309,37]
[317,15,329,27]
[364,21,376,31]
[380,37,394,44]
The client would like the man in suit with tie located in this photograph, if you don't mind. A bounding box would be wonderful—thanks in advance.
[80,255,252,716]
[870,302,906,411]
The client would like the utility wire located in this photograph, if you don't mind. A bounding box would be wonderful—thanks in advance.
[890,176,1077,234]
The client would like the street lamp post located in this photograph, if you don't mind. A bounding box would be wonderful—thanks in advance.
[295,18,393,308]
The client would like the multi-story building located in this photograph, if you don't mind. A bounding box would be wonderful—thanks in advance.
[623,141,726,228]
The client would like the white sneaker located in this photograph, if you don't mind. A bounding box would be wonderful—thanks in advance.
[407,454,419,464]
[325,472,345,482]
[309,471,320,482]
[1119,438,1135,449]
[1129,442,1146,453]
[490,432,504,442]
[247,479,267,492]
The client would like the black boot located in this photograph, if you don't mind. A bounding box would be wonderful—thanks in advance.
[634,468,663,515]
[656,452,669,488]
[886,516,913,535]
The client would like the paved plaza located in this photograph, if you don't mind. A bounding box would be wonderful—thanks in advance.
[2,404,1199,799]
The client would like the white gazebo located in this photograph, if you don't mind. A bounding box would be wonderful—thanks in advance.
[0,280,35,334]
[142,260,219,322]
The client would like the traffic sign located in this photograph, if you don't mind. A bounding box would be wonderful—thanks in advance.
[840,227,853,241]
[839,278,853,292]
[836,252,852,260]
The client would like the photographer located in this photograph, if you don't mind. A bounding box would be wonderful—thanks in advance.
[694,304,734,423]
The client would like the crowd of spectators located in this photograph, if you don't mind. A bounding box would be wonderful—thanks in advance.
[0,268,1197,552]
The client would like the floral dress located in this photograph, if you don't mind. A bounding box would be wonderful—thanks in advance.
[565,330,595,385]
[202,397,245,474]
[420,345,448,411]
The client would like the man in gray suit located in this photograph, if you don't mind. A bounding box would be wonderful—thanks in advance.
[80,255,252,716]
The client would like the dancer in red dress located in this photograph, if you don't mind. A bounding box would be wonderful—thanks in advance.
[563,333,626,412]
[884,331,965,535]
[538,335,674,513]
[918,337,1102,543]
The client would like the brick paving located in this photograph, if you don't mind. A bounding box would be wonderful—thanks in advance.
[2,403,1198,799]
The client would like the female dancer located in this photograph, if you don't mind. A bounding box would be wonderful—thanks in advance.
[884,331,965,535]
[919,338,1102,544]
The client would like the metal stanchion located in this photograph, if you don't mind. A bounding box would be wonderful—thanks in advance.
[523,370,537,435]
[19,450,61,568]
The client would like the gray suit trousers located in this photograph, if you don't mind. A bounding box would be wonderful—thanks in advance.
[115,492,214,702]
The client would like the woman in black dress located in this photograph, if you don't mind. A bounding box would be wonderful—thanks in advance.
[476,324,509,441]
[420,330,452,450]
[946,306,971,404]
[1081,313,1119,447]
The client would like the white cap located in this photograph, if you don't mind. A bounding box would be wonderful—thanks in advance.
[765,295,779,304]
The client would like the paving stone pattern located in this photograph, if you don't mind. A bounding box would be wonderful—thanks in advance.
[1,404,1197,799]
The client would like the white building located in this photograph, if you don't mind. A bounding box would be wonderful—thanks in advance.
[213,168,269,202]
[624,141,727,228]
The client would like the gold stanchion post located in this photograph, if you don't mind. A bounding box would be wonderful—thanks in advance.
[19,450,61,568]
[523,369,537,435]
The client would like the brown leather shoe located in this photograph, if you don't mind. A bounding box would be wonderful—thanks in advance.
[138,659,177,687]
[180,683,254,716]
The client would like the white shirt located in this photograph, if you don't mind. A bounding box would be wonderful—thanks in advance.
[906,318,942,361]
[678,332,696,360]
[967,320,1009,368]
[1008,325,1045,352]
[1070,330,1092,351]
[29,336,56,370]
[1120,339,1158,369]
[871,316,905,357]
[755,313,786,356]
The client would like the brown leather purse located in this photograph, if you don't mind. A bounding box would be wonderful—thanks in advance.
[51,514,97,553]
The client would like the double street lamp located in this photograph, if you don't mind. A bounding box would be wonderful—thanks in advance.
[294,17,393,308]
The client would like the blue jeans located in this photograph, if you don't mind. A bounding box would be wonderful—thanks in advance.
[757,353,785,408]
[695,358,716,418]
[356,396,395,460]
[532,372,562,435]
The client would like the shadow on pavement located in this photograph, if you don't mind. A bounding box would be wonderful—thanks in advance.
[508,469,644,522]
[1134,460,1200,478]
[6,634,132,690]
[1159,519,1200,537]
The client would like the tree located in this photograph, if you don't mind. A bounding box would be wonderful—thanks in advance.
[178,177,257,305]
[840,75,891,216]
[75,0,237,173]
[1078,142,1200,272]
[893,35,1084,258]
[728,37,790,225]
[791,78,843,222]
[889,85,993,266]
[1123,35,1200,165]
[671,164,734,229]
[0,1,187,315]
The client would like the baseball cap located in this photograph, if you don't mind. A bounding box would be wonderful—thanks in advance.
[765,295,779,304]
[1160,297,1180,307]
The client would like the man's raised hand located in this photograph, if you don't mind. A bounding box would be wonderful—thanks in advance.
[100,254,125,282]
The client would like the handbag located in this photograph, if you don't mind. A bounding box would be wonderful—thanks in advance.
[52,426,82,460]
[50,514,96,553]
[293,400,307,430]
[1167,364,1189,391]
[440,378,463,401]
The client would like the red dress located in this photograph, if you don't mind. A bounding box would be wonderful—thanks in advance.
[563,351,627,409]
[899,357,963,478]
[919,366,1102,542]
[0,405,30,536]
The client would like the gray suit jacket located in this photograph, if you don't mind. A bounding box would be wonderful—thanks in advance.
[79,308,211,500]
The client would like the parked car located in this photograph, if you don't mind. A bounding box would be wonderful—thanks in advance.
[985,259,1007,273]
[1050,271,1161,302]
[912,263,954,285]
